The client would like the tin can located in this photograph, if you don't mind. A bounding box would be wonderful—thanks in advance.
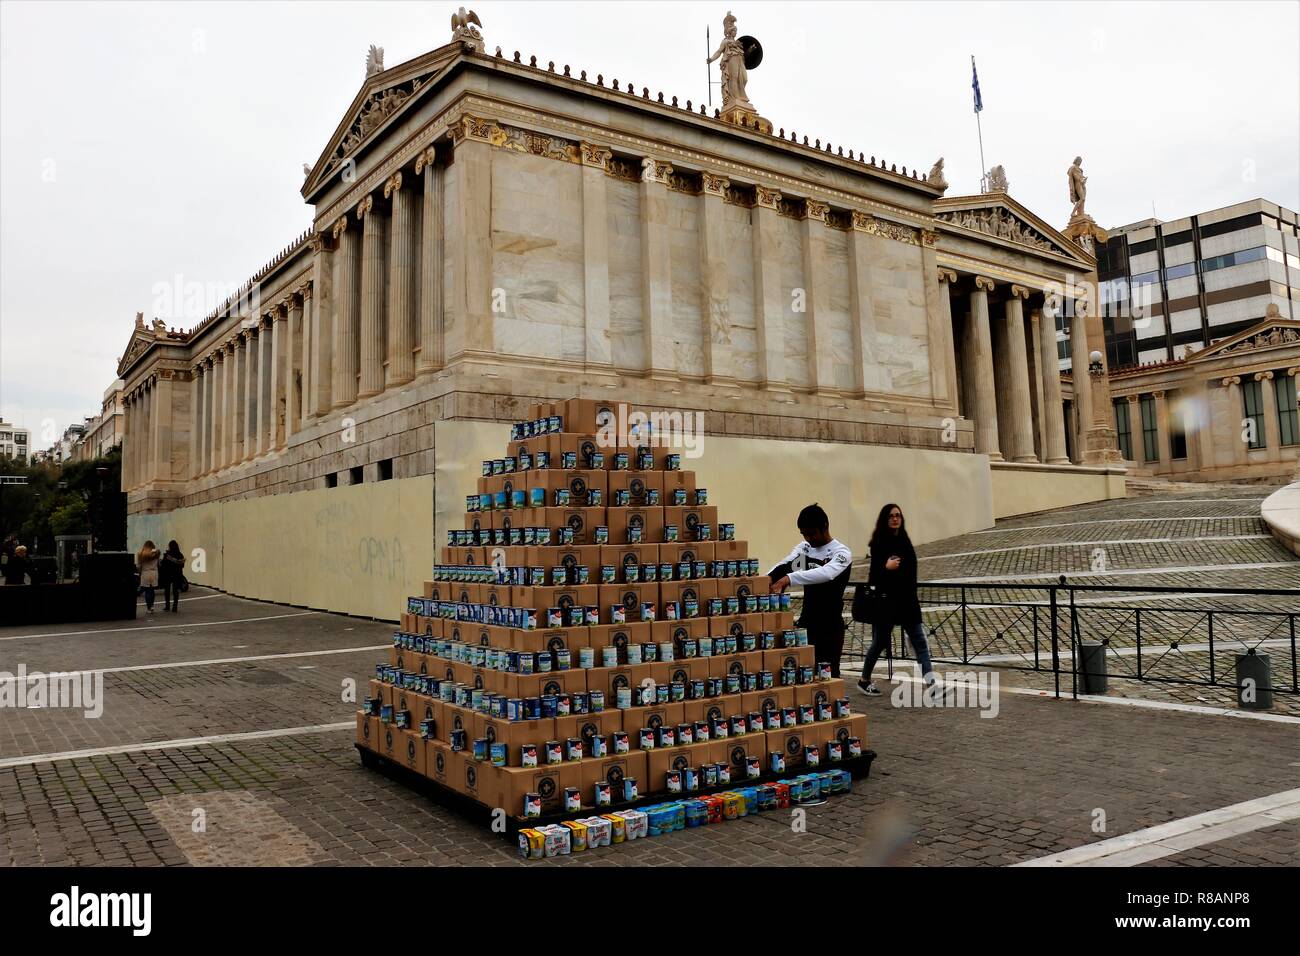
[695,488,708,505]
[594,526,609,545]
[746,756,762,779]
[742,673,758,692]
[834,697,851,718]
[817,700,833,722]
[799,704,816,725]
[818,661,833,681]
[765,709,781,730]
[525,697,543,720]
[747,711,763,733]
[564,787,582,812]
[556,527,573,546]
[664,600,678,621]
[610,604,626,626]
[572,692,589,715]
[613,489,630,507]
[706,677,722,697]
[805,745,821,768]
[594,781,611,807]
[697,524,712,543]
[711,717,728,739]
[848,737,862,758]
[666,770,682,793]
[545,740,564,765]
[679,638,696,659]
[537,653,553,674]
[615,687,632,710]
[666,453,681,471]
[521,743,539,768]
[672,488,687,506]
[507,697,524,721]
[730,716,747,737]
[578,647,595,669]
[626,643,642,665]
[800,666,815,685]
[658,562,674,581]
[781,667,796,687]
[703,763,719,787]
[535,451,551,469]
[541,695,558,719]
[682,767,698,792]
[576,566,590,585]
[641,602,656,622]
[655,683,669,704]
[635,728,655,751]
[613,453,629,470]
[590,690,605,712]
[587,489,603,506]
[490,742,507,767]
[472,737,488,761]
[555,650,572,673]
[782,706,797,728]
[694,720,710,741]
[524,793,542,818]
[670,681,686,703]
[725,674,741,695]
[613,731,630,755]
[690,679,705,699]
[677,722,693,745]
[656,726,676,748]
[566,737,584,761]
[591,734,608,757]
[642,642,658,663]
[623,778,638,802]
[827,740,843,762]
[601,645,619,668]
[640,563,658,583]
[546,607,563,629]
[663,525,679,543]
[451,729,467,751]
[561,451,577,469]
[770,752,786,774]
[759,670,774,690]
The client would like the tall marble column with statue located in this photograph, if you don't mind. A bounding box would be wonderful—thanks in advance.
[707,12,772,133]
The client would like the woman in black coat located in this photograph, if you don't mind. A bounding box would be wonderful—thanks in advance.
[858,503,934,695]
[159,540,185,613]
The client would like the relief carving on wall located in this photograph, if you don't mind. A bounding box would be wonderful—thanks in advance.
[1221,327,1300,354]
[501,125,580,163]
[324,75,430,173]
[937,207,1055,252]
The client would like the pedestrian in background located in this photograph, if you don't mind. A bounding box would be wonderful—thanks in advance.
[858,503,935,695]
[768,503,853,678]
[160,539,184,613]
[3,544,30,586]
[137,540,160,613]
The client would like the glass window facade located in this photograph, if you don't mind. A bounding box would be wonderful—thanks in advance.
[1114,399,1133,460]
[1278,371,1299,447]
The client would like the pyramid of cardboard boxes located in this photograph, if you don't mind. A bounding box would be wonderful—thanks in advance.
[356,397,868,856]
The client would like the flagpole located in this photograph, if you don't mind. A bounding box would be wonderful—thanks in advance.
[973,55,987,192]
[707,26,712,108]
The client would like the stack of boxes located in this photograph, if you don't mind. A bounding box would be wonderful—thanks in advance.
[357,398,868,833]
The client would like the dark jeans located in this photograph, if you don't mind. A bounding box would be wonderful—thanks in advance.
[164,579,181,610]
[808,623,845,678]
[862,620,933,682]
[141,586,155,610]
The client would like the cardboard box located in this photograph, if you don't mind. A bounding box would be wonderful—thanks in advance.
[651,658,711,688]
[425,740,453,784]
[662,506,719,542]
[713,575,770,602]
[356,712,378,750]
[620,703,685,740]
[600,662,656,700]
[509,625,592,656]
[497,762,585,816]
[513,584,600,620]
[659,579,719,614]
[719,731,767,776]
[741,687,797,715]
[526,469,609,505]
[462,513,492,541]
[794,679,845,710]
[606,470,665,504]
[553,711,625,756]
[392,684,422,721]
[647,741,718,787]
[473,714,558,766]
[822,714,869,750]
[527,545,604,579]
[368,679,393,709]
[766,727,812,768]
[491,507,542,535]
[709,613,767,639]
[587,622,653,659]
[445,546,486,567]
[616,441,675,471]
[713,539,750,562]
[442,703,475,739]
[375,721,401,761]
[606,506,665,546]
[561,397,624,436]
[598,583,660,624]
[767,610,797,632]
[709,651,765,681]
[650,618,711,649]
[598,544,661,579]
[496,669,588,700]
[397,729,426,776]
[430,659,479,688]
[408,694,443,739]
[660,469,697,496]
[541,507,606,546]
[763,645,817,674]
[658,542,716,566]
[455,750,504,809]
[415,616,442,639]
[682,698,742,726]
[578,751,649,802]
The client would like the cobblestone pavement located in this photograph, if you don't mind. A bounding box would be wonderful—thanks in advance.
[2,482,1297,866]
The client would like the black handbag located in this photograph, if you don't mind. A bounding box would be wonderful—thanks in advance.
[851,584,883,624]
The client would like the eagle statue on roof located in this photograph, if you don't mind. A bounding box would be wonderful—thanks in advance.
[451,7,483,46]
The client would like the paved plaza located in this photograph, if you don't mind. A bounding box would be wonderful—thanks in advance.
[2,484,1297,866]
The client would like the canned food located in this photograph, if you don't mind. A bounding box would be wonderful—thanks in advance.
[566,737,584,761]
[640,602,656,623]
[664,600,679,621]
[639,727,655,749]
[542,695,559,719]
[818,661,833,681]
[817,700,833,722]
[578,647,595,669]
[655,683,669,704]
[642,642,658,663]
[594,781,611,807]
[623,778,638,802]
[613,731,630,755]
[521,743,539,768]
[806,745,821,768]
[610,604,626,625]
[827,740,843,762]
[451,729,467,751]
[556,650,572,672]
[848,737,862,758]
[626,643,642,665]
[615,688,632,710]
[746,756,762,779]
[677,723,693,745]
[703,763,718,787]
[670,681,686,703]
[747,712,763,733]
[591,734,608,757]
[564,787,582,812]
[664,525,679,543]
[490,742,507,767]
[770,752,785,774]
[656,726,676,748]
[694,720,710,741]
[799,704,816,724]
[590,690,605,712]
[524,793,542,818]
[641,563,658,583]
[717,762,732,785]
[594,526,609,545]
[730,716,747,737]
[682,767,698,792]
[666,770,682,793]
[537,653,553,674]
[473,737,488,761]
[765,710,781,730]
[627,526,643,545]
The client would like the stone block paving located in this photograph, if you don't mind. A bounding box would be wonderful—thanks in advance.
[2,482,1298,866]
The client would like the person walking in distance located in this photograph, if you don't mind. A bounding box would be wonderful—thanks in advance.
[160,539,185,613]
[137,540,161,613]
[859,503,934,695]
[768,503,853,678]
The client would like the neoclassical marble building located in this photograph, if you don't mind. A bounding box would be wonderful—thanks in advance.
[115,15,1124,617]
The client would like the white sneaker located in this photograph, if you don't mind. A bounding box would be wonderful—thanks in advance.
[858,681,882,696]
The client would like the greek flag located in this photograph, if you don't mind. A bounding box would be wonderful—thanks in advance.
[971,56,983,114]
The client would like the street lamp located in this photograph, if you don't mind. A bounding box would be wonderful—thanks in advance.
[1088,350,1105,376]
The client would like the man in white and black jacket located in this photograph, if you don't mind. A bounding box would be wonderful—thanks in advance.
[768,503,853,678]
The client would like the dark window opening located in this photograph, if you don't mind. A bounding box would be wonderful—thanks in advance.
[1242,380,1266,449]
[378,458,394,481]
[350,465,364,485]
[1140,394,1159,462]
[325,473,338,488]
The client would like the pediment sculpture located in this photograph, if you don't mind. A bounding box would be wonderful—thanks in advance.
[937,207,1056,252]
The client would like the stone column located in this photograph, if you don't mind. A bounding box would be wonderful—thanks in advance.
[123,394,133,487]
[385,172,416,387]
[999,286,1037,462]
[1035,306,1070,463]
[189,366,202,478]
[153,373,174,482]
[922,235,959,414]
[202,357,214,474]
[752,186,787,391]
[1069,295,1095,460]
[698,171,735,386]
[357,194,387,399]
[230,335,245,463]
[1256,371,1281,462]
[279,296,298,445]
[210,351,224,471]
[142,381,153,485]
[969,277,1002,460]
[242,328,257,461]
[1153,389,1171,472]
[1125,394,1140,462]
[416,147,444,374]
[802,200,834,393]
[446,126,494,363]
[1222,376,1248,466]
[258,315,273,454]
[848,215,883,398]
[639,158,675,379]
[332,215,360,408]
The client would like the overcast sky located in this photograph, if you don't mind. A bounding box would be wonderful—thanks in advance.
[2,0,1297,442]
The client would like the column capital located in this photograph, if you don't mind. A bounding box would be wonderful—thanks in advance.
[756,185,783,209]
[1288,366,1300,377]
[1151,389,1166,399]
[211,349,224,364]
[1221,375,1241,387]
[1010,284,1031,300]
[307,234,324,255]
[332,216,348,240]
[851,210,874,231]
[275,302,291,321]
[414,145,437,175]
[298,282,313,301]
[1125,393,1139,404]
[920,228,939,247]
[640,157,673,185]
[243,323,259,340]
[973,276,996,293]
[356,194,375,219]
[383,172,403,199]
[1254,370,1274,382]
[701,172,730,196]
[805,199,829,223]
[936,267,958,284]
[579,142,612,170]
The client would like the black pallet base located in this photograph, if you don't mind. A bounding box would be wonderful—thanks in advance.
[357,742,876,839]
